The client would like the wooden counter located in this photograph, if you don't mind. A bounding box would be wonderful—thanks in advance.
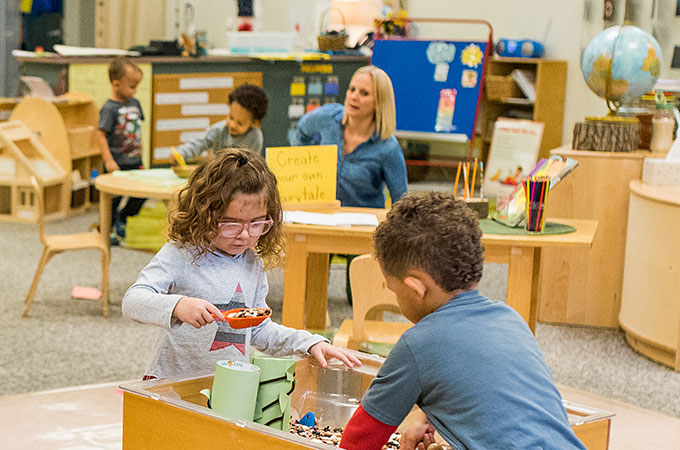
[619,179,680,370]
[537,146,666,327]
[18,54,369,166]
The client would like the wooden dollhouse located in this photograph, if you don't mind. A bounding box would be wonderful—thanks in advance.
[0,121,68,222]
[2,93,103,221]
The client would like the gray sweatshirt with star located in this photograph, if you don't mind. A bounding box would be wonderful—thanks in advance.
[175,122,264,159]
[122,243,325,379]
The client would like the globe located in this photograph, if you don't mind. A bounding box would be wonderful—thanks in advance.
[581,25,663,108]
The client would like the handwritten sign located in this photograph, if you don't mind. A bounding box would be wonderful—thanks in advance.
[266,145,337,204]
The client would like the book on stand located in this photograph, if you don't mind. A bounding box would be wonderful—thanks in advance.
[494,156,579,228]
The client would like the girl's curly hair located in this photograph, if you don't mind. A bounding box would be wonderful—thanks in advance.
[374,191,484,292]
[167,148,284,268]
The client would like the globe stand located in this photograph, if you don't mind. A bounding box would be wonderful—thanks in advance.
[606,98,621,114]
[579,24,663,152]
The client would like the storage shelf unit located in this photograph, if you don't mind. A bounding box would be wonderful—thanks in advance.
[9,93,102,215]
[480,58,567,162]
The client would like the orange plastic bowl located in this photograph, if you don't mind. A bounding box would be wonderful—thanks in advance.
[223,307,272,329]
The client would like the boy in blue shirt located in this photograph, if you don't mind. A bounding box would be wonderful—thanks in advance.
[340,191,586,450]
[97,56,146,245]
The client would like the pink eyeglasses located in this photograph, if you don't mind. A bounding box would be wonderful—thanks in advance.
[218,218,273,237]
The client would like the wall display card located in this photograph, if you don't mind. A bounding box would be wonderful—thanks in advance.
[266,145,337,205]
[155,92,209,105]
[179,131,207,142]
[156,117,211,132]
[483,119,544,197]
[181,104,230,116]
[179,76,233,90]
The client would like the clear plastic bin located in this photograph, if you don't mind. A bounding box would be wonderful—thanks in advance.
[227,31,295,53]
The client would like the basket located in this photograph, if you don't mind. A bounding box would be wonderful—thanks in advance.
[317,7,348,51]
[486,75,522,100]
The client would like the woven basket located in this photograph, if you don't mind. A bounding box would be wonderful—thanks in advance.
[317,7,347,51]
[486,75,522,100]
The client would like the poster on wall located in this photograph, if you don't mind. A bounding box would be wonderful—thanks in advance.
[371,38,487,141]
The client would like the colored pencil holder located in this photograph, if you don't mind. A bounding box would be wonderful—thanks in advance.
[524,178,550,233]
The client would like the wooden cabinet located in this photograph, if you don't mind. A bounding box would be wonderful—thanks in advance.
[9,93,102,215]
[537,147,666,327]
[619,180,680,370]
[480,58,567,162]
[151,72,262,165]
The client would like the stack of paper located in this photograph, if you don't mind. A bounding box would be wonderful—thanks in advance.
[283,211,379,227]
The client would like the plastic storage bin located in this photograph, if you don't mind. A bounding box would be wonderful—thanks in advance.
[227,31,295,53]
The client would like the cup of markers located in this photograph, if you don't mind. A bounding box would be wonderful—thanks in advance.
[523,176,550,233]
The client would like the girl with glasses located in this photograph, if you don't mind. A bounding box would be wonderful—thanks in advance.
[123,148,360,380]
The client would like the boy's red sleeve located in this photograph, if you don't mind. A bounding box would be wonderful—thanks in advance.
[340,405,398,450]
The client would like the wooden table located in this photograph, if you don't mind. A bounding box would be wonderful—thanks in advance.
[282,208,599,333]
[94,169,185,246]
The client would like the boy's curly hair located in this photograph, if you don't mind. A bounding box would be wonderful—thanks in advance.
[374,191,484,292]
[228,84,268,121]
[167,148,284,267]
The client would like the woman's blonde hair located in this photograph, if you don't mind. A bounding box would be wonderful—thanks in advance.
[342,65,397,140]
[167,148,284,268]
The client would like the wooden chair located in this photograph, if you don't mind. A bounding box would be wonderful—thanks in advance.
[333,254,412,350]
[23,176,110,317]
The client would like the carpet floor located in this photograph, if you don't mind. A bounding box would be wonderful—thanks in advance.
[1,211,679,419]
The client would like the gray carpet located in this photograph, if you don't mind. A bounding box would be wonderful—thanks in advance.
[1,211,679,419]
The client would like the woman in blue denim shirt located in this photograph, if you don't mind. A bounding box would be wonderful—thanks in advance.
[290,65,408,208]
[290,66,408,303]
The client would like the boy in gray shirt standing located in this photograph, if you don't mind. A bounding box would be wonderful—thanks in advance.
[97,56,146,245]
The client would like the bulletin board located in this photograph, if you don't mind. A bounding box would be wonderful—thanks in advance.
[151,72,262,165]
[372,38,487,143]
[371,18,493,164]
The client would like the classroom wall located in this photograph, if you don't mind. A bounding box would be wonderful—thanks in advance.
[404,0,605,149]
[405,0,680,147]
[165,0,332,50]
[63,0,95,48]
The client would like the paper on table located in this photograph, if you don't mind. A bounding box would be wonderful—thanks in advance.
[283,211,379,227]
[53,44,140,57]
[334,213,379,227]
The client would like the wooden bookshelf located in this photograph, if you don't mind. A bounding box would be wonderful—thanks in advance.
[480,58,567,163]
[9,93,102,216]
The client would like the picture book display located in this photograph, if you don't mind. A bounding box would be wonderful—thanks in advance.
[494,156,579,228]
[483,119,545,199]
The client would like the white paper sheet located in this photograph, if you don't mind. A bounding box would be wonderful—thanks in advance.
[283,211,379,227]
[53,44,140,57]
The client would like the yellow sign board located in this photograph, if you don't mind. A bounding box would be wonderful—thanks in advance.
[266,145,337,205]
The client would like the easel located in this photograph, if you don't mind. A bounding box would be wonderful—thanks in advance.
[372,18,493,167]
